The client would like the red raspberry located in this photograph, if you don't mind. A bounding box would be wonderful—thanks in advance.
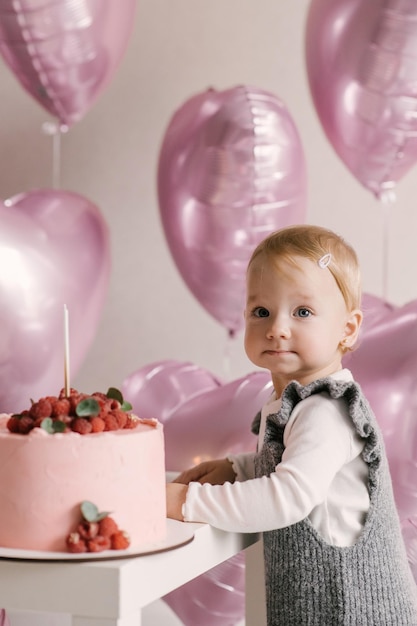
[88,535,111,552]
[59,387,79,400]
[66,532,88,553]
[93,396,110,415]
[90,393,110,410]
[103,413,119,431]
[111,531,130,550]
[51,398,71,417]
[92,392,108,402]
[90,416,105,433]
[29,398,52,419]
[110,409,128,429]
[33,416,45,428]
[92,394,120,413]
[7,415,21,433]
[69,395,81,413]
[18,415,35,434]
[97,408,109,420]
[58,415,73,425]
[98,516,119,538]
[77,521,99,540]
[44,395,59,404]
[71,417,92,435]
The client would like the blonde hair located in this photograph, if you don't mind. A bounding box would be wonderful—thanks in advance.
[248,224,362,311]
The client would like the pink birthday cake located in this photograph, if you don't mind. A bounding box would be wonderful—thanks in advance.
[0,387,166,553]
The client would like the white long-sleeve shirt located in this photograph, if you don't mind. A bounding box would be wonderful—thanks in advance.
[183,369,370,546]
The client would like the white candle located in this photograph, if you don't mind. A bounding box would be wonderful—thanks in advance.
[64,304,70,397]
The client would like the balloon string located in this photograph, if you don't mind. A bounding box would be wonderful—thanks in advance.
[378,189,395,301]
[42,121,68,189]
[52,129,61,189]
[222,330,235,379]
[382,203,389,302]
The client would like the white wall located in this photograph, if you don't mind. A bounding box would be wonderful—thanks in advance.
[1,0,416,394]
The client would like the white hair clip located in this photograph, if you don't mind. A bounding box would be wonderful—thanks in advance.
[318,253,332,269]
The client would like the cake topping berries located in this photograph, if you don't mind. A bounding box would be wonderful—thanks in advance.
[66,501,131,554]
[6,387,145,435]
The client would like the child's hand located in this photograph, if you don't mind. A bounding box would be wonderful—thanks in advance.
[166,482,188,521]
[172,458,236,486]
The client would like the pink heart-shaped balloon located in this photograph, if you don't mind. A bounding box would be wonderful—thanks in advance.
[0,0,137,127]
[164,552,246,626]
[345,294,417,519]
[122,360,224,425]
[306,0,417,198]
[158,85,307,335]
[122,360,272,471]
[0,188,110,412]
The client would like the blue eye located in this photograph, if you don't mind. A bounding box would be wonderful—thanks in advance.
[253,307,269,318]
[296,308,311,318]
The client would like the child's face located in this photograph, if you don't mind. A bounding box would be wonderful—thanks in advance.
[244,254,361,396]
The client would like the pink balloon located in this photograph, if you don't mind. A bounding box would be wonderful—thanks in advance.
[306,0,417,198]
[0,610,9,626]
[0,0,137,127]
[164,552,246,626]
[122,360,272,471]
[345,295,417,520]
[0,188,110,413]
[122,360,223,425]
[158,85,307,336]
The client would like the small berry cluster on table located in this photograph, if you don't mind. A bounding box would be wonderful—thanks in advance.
[66,502,130,553]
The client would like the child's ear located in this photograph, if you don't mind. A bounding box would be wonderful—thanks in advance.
[341,309,363,350]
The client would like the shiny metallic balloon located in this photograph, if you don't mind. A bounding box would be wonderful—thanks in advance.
[122,359,272,471]
[345,294,417,522]
[164,552,246,626]
[0,0,137,127]
[306,0,417,199]
[0,189,110,412]
[158,85,307,336]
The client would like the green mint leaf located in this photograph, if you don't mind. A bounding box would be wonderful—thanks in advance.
[40,418,66,434]
[106,387,123,404]
[81,501,99,522]
[96,510,112,521]
[76,398,100,417]
[40,418,54,434]
[121,401,132,411]
[81,501,112,522]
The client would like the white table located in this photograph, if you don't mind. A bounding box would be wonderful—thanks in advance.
[0,522,264,626]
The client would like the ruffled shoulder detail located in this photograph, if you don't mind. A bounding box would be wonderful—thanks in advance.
[275,377,382,466]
